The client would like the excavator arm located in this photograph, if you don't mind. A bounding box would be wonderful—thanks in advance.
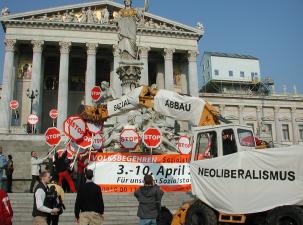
[79,86,224,126]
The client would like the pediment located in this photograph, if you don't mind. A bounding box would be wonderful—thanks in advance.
[0,1,203,37]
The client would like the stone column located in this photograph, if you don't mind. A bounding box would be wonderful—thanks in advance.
[111,45,122,97]
[85,43,98,105]
[180,61,188,94]
[274,106,281,144]
[57,42,71,130]
[31,40,44,119]
[291,107,298,144]
[239,105,244,125]
[0,39,16,133]
[156,63,165,89]
[139,46,150,86]
[188,50,199,97]
[256,106,262,135]
[163,48,175,91]
[219,104,225,117]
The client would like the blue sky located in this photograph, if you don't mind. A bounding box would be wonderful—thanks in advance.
[0,0,303,93]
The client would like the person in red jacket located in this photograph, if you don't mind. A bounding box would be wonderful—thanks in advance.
[0,188,13,225]
[77,155,88,191]
[54,151,76,193]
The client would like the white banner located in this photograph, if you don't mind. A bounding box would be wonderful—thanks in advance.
[88,153,191,193]
[154,90,205,126]
[190,146,303,214]
[107,87,143,116]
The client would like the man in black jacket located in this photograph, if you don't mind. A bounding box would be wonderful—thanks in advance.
[134,175,164,225]
[32,171,60,225]
[74,169,104,225]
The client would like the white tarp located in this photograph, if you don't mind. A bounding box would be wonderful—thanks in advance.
[154,90,206,126]
[190,146,303,214]
[107,87,143,116]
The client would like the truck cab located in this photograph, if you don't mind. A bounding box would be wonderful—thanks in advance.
[191,124,256,162]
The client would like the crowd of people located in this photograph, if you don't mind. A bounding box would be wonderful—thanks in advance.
[0,146,166,225]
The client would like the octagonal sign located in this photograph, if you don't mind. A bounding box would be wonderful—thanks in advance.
[143,127,161,148]
[63,116,86,141]
[91,86,102,102]
[28,114,39,125]
[177,136,192,154]
[93,133,104,150]
[120,129,140,150]
[76,132,93,149]
[9,100,19,110]
[45,127,61,147]
[86,122,102,135]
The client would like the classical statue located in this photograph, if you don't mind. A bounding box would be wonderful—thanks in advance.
[0,7,10,16]
[101,8,110,24]
[64,10,76,23]
[116,0,148,60]
[196,22,203,30]
[79,8,87,23]
[86,7,95,23]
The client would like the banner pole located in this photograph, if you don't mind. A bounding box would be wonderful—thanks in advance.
[70,146,80,169]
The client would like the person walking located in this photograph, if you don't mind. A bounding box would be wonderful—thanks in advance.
[47,177,65,225]
[134,175,163,225]
[0,146,8,190]
[74,169,104,225]
[5,155,14,193]
[54,151,76,193]
[32,171,60,225]
[0,188,13,225]
[30,151,47,193]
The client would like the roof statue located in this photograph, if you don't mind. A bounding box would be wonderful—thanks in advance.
[0,7,10,16]
[116,0,149,60]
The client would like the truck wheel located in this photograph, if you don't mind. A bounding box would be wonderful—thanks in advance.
[185,201,217,225]
[266,206,303,225]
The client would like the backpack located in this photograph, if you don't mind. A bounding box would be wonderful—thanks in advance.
[157,206,173,225]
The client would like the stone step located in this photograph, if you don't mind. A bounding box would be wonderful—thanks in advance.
[9,192,193,225]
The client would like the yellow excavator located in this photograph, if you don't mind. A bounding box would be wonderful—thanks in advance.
[80,85,277,225]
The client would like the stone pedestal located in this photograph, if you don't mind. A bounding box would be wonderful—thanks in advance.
[116,61,143,95]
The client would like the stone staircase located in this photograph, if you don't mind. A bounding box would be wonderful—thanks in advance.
[9,192,194,225]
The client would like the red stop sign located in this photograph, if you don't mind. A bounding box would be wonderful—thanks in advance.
[45,127,61,146]
[91,86,102,102]
[63,116,86,141]
[143,128,162,148]
[49,109,58,119]
[120,129,140,150]
[177,136,192,154]
[9,100,19,110]
[76,132,93,149]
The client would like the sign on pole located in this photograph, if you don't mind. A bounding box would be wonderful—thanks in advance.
[49,109,58,119]
[63,116,86,141]
[45,127,61,146]
[91,86,102,102]
[86,122,102,135]
[177,136,192,154]
[93,133,104,150]
[143,127,162,148]
[28,114,39,125]
[9,100,19,110]
[120,129,140,150]
[76,132,93,149]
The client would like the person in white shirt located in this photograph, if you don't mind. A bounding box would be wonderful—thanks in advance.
[32,171,60,225]
[30,151,47,193]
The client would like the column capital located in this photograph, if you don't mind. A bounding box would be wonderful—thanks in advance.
[188,50,199,62]
[139,46,151,58]
[239,105,245,111]
[163,48,175,60]
[274,106,280,112]
[291,107,296,113]
[31,40,44,53]
[59,42,72,54]
[4,39,16,52]
[256,106,262,112]
[86,43,98,55]
[113,44,120,58]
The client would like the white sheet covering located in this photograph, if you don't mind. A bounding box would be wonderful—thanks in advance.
[190,146,303,214]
